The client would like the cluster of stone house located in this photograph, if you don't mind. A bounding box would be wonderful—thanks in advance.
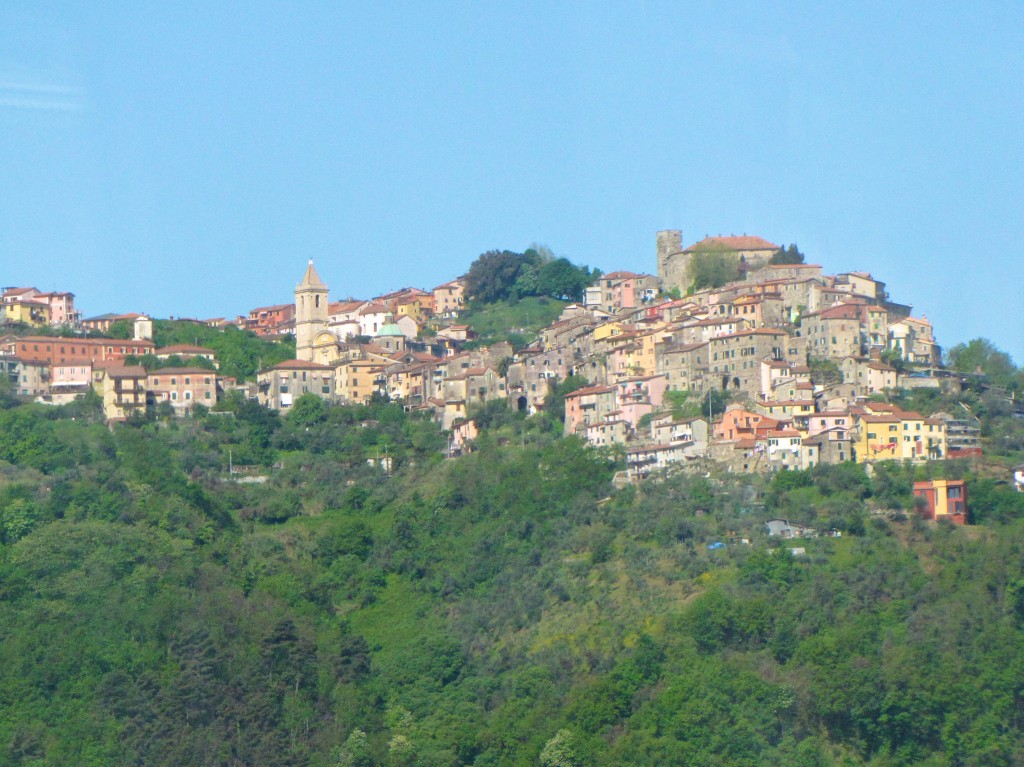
[0,330,220,420]
[4,230,977,480]
[256,234,963,479]
[241,280,465,338]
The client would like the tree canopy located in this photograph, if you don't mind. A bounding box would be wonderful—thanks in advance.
[463,248,597,304]
[689,250,741,291]
[769,243,806,265]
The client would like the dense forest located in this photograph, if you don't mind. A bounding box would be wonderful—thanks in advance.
[2,382,1024,767]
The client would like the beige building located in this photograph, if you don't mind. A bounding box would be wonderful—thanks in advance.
[295,260,329,361]
[432,280,465,318]
[0,357,49,398]
[802,303,865,360]
[258,359,335,411]
[655,340,709,392]
[657,231,779,293]
[709,328,790,394]
[92,365,148,421]
[335,359,386,405]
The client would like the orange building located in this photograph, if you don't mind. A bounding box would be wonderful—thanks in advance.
[913,480,967,525]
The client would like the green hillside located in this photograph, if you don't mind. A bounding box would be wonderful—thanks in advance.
[1,396,1024,766]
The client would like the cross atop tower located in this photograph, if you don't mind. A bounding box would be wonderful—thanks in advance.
[295,260,329,361]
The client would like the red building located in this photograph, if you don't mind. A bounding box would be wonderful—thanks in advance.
[0,336,155,365]
[245,304,295,336]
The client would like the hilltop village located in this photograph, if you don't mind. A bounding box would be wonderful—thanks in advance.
[0,231,987,514]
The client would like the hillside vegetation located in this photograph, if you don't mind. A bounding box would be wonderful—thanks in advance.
[2,393,1024,766]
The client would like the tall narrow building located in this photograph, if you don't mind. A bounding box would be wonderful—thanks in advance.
[295,260,328,361]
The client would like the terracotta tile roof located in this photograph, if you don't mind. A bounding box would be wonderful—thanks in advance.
[565,384,616,398]
[105,365,148,378]
[712,327,788,340]
[330,300,366,314]
[264,359,333,371]
[601,270,638,280]
[148,367,214,375]
[250,303,292,313]
[156,344,216,356]
[810,303,861,320]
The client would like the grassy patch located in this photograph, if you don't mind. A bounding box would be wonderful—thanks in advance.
[457,297,568,347]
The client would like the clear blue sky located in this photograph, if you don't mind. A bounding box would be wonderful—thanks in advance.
[2,2,1021,362]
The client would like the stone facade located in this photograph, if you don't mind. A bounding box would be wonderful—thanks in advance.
[295,260,329,361]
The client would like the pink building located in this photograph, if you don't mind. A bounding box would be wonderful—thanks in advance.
[147,367,217,413]
[37,292,80,325]
[563,384,618,435]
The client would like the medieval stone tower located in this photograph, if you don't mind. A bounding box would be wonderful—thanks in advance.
[295,259,328,361]
[656,229,687,293]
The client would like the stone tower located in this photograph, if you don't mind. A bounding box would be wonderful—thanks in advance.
[656,230,687,293]
[295,259,328,361]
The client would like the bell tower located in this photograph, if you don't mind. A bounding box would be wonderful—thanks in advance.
[295,259,328,361]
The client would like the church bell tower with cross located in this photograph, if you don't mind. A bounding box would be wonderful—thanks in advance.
[295,259,328,361]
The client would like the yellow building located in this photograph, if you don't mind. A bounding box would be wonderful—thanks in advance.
[4,299,50,327]
[394,295,430,326]
[335,359,386,405]
[854,410,945,463]
[593,320,626,342]
[92,365,148,421]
